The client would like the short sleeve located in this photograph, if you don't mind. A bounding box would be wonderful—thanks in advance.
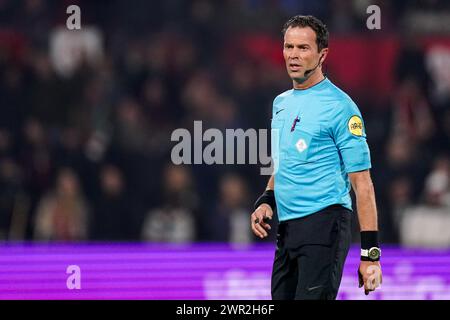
[330,99,371,173]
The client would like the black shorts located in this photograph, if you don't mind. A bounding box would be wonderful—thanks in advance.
[271,205,352,300]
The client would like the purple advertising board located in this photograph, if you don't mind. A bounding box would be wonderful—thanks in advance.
[0,243,449,300]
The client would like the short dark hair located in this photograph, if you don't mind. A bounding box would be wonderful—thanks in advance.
[281,15,329,52]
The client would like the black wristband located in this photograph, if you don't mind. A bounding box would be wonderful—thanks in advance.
[254,190,276,211]
[360,231,379,250]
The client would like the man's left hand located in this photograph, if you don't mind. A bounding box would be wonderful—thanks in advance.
[358,261,382,295]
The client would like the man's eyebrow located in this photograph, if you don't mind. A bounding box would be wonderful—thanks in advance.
[284,42,311,47]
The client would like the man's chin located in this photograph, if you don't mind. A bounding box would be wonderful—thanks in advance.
[289,70,305,79]
[288,70,303,76]
[291,75,308,84]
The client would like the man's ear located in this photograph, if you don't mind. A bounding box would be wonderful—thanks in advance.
[319,48,329,65]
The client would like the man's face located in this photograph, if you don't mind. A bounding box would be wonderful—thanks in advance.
[283,26,326,82]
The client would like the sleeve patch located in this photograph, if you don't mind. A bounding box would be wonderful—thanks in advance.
[348,115,363,136]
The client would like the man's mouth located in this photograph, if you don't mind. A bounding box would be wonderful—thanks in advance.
[289,63,302,71]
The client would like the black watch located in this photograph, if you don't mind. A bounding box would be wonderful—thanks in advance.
[361,247,381,261]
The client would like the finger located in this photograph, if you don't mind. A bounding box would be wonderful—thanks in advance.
[252,212,267,225]
[251,223,264,238]
[251,215,266,238]
[366,266,382,289]
[364,287,374,295]
[256,207,273,221]
[251,210,271,238]
[364,278,372,295]
[251,211,265,223]
[251,218,264,238]
[254,222,268,238]
[365,277,376,291]
[358,270,364,288]
[368,274,381,290]
[259,221,271,230]
[364,279,375,294]
[251,213,262,226]
[364,278,377,296]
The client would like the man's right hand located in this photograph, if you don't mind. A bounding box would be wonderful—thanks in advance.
[250,204,273,239]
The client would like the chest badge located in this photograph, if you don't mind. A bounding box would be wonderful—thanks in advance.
[295,138,308,153]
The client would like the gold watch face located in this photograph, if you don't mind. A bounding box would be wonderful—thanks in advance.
[369,248,380,260]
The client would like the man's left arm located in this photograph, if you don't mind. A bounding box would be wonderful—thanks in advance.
[349,170,382,295]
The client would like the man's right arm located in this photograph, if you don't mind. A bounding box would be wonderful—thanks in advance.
[266,175,274,191]
[250,175,274,239]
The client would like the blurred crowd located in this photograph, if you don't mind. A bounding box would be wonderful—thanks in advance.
[0,0,449,246]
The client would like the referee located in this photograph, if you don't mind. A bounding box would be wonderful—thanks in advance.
[251,15,382,300]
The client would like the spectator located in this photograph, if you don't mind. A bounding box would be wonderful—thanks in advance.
[141,164,198,242]
[209,173,253,244]
[18,119,54,238]
[422,156,450,207]
[400,156,450,247]
[385,176,414,242]
[90,164,132,240]
[33,167,89,241]
[0,158,26,240]
[390,79,436,146]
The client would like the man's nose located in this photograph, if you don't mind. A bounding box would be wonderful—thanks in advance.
[289,49,301,60]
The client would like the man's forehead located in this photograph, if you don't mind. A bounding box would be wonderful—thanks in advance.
[284,26,317,43]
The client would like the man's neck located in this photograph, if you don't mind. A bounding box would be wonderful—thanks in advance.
[293,69,325,90]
